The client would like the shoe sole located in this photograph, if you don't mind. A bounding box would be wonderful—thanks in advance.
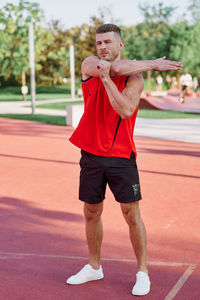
[66,275,104,285]
[132,288,150,296]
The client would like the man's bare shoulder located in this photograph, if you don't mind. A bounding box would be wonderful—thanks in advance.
[82,56,99,66]
[126,73,144,88]
[81,56,100,80]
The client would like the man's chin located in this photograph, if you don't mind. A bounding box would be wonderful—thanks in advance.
[102,57,113,62]
[97,54,111,61]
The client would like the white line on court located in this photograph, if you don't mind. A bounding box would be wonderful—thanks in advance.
[0,251,197,268]
[163,264,197,300]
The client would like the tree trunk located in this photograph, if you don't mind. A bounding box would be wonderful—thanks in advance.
[176,72,181,90]
[53,70,57,85]
[22,68,26,86]
[147,71,151,92]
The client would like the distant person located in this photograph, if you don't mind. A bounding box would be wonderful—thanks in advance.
[66,23,183,296]
[21,85,28,101]
[194,76,200,92]
[155,74,163,92]
[179,71,193,103]
[171,76,178,89]
[193,77,198,91]
[77,88,83,98]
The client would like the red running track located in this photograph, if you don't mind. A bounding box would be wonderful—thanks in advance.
[0,117,199,300]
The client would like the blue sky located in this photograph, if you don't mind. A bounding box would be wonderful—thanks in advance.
[1,0,191,29]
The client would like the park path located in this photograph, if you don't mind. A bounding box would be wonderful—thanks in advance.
[0,117,200,300]
[0,99,70,116]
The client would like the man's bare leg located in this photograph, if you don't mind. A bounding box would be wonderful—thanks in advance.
[66,201,104,285]
[179,87,186,103]
[84,202,104,270]
[120,201,147,272]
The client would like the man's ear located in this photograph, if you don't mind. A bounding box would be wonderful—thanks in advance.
[119,40,124,51]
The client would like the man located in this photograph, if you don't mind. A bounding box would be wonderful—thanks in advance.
[66,24,183,296]
[179,71,193,103]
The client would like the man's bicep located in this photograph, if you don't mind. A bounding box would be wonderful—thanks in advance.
[81,56,100,79]
[123,74,144,104]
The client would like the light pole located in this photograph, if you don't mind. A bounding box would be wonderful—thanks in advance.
[70,45,75,100]
[29,21,36,114]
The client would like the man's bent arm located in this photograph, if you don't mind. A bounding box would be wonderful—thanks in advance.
[101,74,144,119]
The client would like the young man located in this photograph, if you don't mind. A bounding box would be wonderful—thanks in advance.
[179,71,193,103]
[66,24,183,296]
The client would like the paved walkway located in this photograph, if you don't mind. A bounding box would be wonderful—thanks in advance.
[0,99,200,143]
[134,118,200,144]
[0,99,69,116]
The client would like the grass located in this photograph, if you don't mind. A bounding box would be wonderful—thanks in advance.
[0,94,72,102]
[30,100,83,110]
[0,85,73,102]
[137,109,200,119]
[0,114,66,125]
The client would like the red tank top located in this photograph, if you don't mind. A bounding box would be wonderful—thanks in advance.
[69,76,138,159]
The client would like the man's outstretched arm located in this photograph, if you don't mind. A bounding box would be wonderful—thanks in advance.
[81,56,183,79]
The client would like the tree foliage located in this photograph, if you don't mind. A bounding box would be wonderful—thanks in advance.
[123,2,200,78]
[0,0,45,84]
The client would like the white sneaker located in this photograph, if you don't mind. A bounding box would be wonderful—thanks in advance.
[132,271,151,296]
[66,264,104,285]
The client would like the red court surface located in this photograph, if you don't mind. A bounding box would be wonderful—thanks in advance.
[0,117,200,300]
[140,90,200,113]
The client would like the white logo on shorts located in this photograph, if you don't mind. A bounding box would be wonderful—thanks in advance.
[132,184,140,196]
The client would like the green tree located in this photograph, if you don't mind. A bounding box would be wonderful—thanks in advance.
[138,1,176,24]
[168,21,200,76]
[122,2,177,61]
[0,0,44,85]
[37,20,71,85]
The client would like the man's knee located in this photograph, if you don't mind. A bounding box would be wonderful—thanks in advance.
[84,202,103,222]
[120,202,142,227]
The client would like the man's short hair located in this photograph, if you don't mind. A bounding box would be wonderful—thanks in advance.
[96,24,122,39]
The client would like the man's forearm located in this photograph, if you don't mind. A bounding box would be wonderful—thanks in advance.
[110,57,182,76]
[111,60,155,76]
[101,77,135,119]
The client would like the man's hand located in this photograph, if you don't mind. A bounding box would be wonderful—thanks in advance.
[97,59,111,80]
[154,56,183,71]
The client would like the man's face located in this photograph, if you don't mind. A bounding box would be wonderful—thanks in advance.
[96,31,123,62]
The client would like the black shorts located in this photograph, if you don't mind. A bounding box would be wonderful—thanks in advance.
[79,150,142,204]
[182,85,187,91]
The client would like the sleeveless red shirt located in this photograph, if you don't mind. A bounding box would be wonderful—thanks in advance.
[69,76,138,159]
